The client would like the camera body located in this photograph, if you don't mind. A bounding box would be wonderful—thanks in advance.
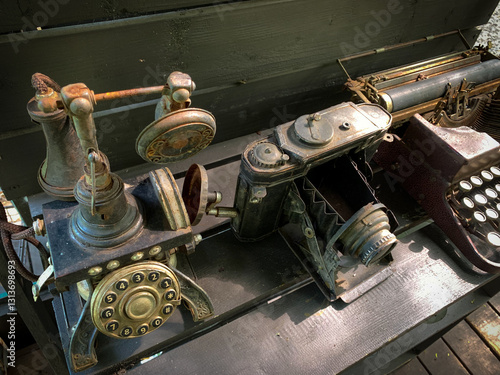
[233,102,393,241]
[231,102,399,301]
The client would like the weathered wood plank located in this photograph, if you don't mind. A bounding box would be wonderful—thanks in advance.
[466,303,500,359]
[390,359,429,375]
[489,292,500,315]
[0,0,232,34]
[443,320,500,375]
[418,339,468,375]
[0,0,496,199]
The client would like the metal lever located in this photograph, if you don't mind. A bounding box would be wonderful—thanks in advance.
[206,191,238,218]
[88,152,98,216]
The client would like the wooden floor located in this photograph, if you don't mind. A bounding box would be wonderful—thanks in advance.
[391,292,500,375]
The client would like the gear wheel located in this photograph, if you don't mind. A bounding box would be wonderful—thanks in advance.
[249,142,289,168]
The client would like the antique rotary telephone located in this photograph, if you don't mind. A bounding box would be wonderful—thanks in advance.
[28,71,217,371]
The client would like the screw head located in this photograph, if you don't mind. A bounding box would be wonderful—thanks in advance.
[88,266,103,276]
[309,113,321,121]
[106,260,120,270]
[340,122,351,130]
[131,252,144,261]
[149,246,162,256]
[304,227,315,238]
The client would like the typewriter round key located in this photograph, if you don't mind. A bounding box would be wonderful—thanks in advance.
[137,325,149,335]
[106,321,119,332]
[151,317,163,328]
[160,277,172,289]
[101,308,114,319]
[485,188,498,200]
[115,280,129,291]
[148,271,160,282]
[162,304,174,315]
[165,290,177,301]
[458,181,473,193]
[103,292,117,304]
[486,209,499,220]
[487,232,500,247]
[121,327,133,337]
[473,194,488,206]
[470,176,483,188]
[461,197,475,209]
[481,170,494,182]
[473,211,487,224]
[491,166,500,177]
[132,272,145,284]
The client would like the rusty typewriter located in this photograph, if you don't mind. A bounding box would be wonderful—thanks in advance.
[344,43,500,273]
[2,36,500,374]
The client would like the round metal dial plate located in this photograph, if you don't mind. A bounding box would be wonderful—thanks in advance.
[136,108,216,164]
[91,261,181,339]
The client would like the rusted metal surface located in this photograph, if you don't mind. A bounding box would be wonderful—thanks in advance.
[374,54,472,82]
[136,108,216,164]
[338,30,462,65]
[136,72,216,164]
[93,85,164,102]
[149,167,191,230]
[371,55,481,90]
[182,164,209,226]
[27,75,86,201]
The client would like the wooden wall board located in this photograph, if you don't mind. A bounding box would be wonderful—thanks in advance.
[443,320,500,375]
[0,0,498,200]
[417,339,469,375]
[0,0,232,34]
[466,303,500,359]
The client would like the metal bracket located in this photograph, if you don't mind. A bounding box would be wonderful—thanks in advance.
[69,295,98,373]
[172,268,215,322]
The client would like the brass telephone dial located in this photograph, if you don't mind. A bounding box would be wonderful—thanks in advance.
[90,262,182,339]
